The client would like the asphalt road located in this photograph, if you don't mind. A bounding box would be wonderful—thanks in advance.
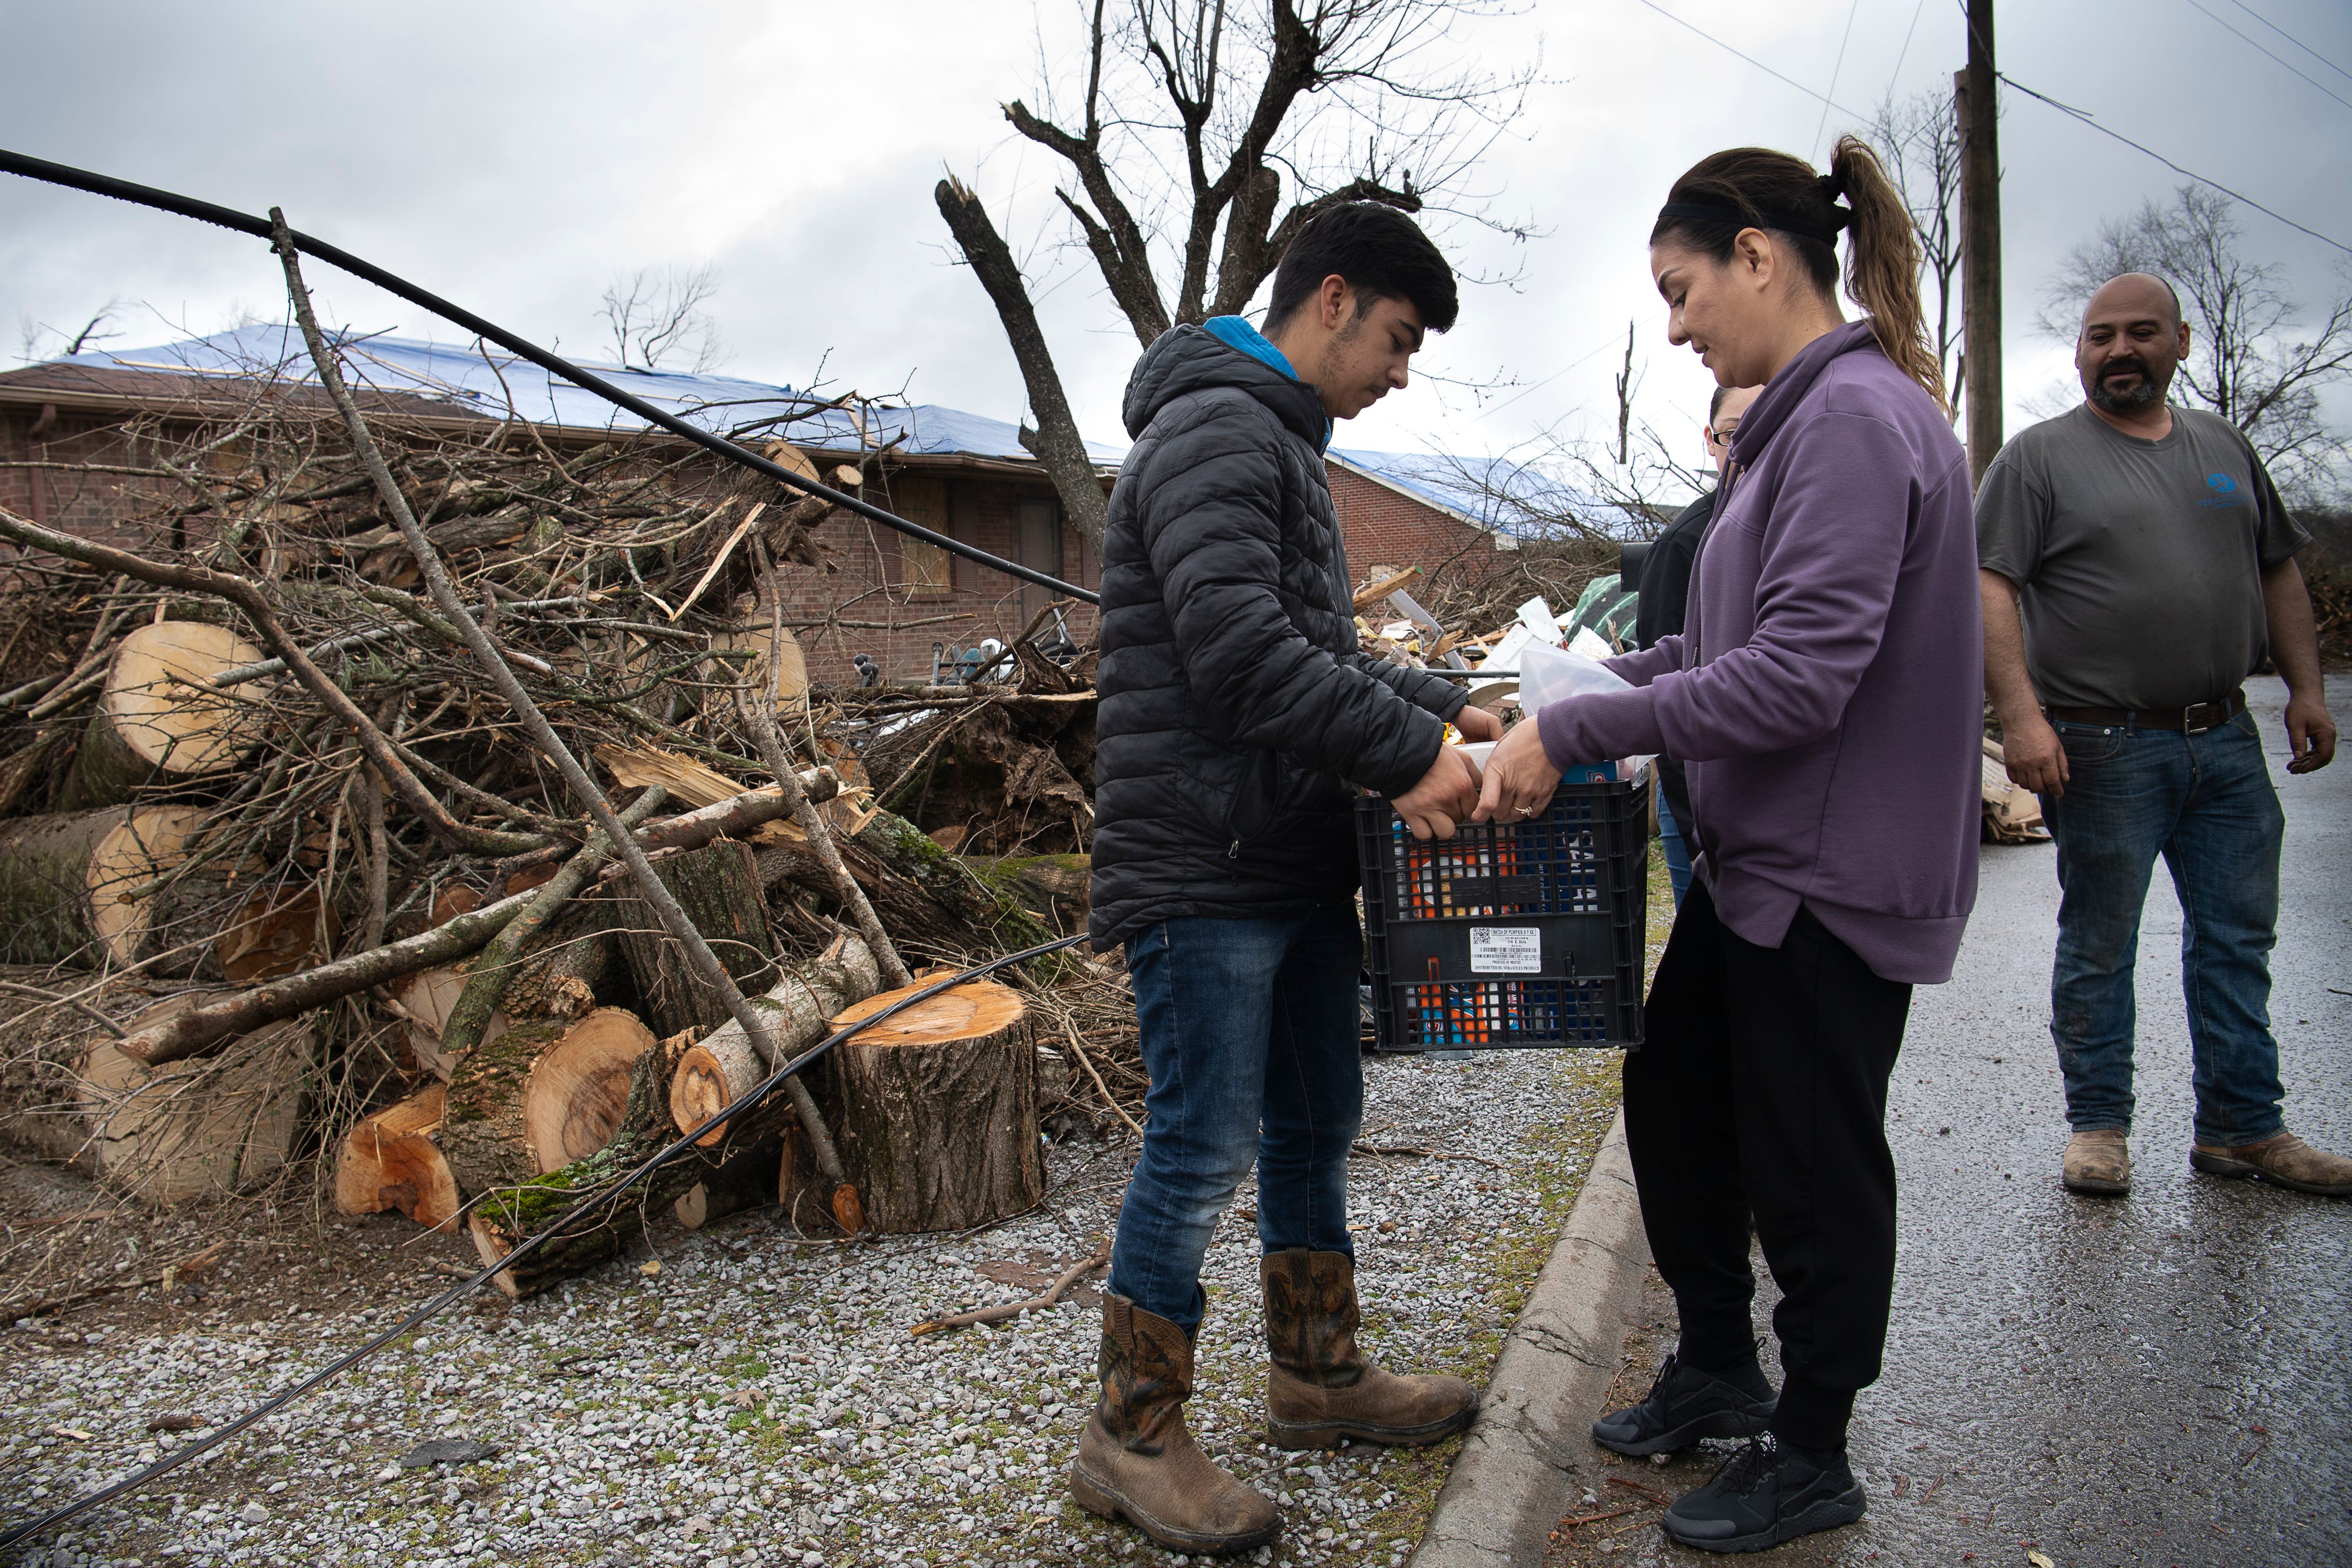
[1546,676,2351,1567]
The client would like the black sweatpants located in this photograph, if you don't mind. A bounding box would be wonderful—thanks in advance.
[1623,881,1913,1453]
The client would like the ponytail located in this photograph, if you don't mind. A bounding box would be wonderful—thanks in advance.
[1651,136,1946,409]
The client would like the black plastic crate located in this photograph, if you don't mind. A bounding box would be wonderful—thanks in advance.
[1356,776,1647,1051]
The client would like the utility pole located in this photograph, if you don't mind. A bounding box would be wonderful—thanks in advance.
[1955,0,2002,486]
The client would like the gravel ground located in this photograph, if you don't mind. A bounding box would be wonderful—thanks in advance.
[1,1047,1623,1568]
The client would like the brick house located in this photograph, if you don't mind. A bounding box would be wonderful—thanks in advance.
[1,331,1520,682]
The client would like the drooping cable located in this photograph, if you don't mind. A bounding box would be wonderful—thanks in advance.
[0,931,1088,1548]
[0,147,1101,606]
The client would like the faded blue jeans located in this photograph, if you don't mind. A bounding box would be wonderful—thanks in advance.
[2040,708,2287,1147]
[1108,902,1363,1333]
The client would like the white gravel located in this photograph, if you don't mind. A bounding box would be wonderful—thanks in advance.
[0,1048,1621,1568]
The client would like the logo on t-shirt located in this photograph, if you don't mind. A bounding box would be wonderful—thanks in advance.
[2197,471,2245,509]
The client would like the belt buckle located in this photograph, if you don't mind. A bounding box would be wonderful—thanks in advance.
[2182,700,2221,735]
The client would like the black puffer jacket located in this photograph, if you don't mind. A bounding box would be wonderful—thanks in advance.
[1088,325,1466,948]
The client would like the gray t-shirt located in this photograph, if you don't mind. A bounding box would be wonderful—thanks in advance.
[1976,403,2308,711]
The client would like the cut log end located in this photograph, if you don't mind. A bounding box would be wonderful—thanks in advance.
[335,1084,459,1230]
[521,1007,656,1171]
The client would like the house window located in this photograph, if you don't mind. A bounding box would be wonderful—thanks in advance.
[891,474,953,595]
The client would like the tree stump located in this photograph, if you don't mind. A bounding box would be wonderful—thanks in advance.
[612,840,778,1038]
[335,1084,459,1230]
[822,978,1042,1235]
[441,1008,655,1193]
[61,621,269,810]
[0,807,202,969]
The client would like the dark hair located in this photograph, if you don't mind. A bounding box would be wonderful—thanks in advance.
[1264,202,1459,336]
[1651,136,1945,407]
[1708,383,1737,424]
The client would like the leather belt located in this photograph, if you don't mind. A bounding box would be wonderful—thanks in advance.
[2044,688,2246,734]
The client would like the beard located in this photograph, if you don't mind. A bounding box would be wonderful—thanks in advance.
[2087,356,2166,413]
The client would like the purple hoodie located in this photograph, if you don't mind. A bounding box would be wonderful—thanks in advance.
[1539,320,1981,984]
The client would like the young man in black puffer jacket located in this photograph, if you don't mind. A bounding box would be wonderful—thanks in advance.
[1071,203,1494,1557]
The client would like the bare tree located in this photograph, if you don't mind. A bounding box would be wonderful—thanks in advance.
[1869,90,1962,420]
[937,0,1538,542]
[14,301,125,366]
[598,264,729,374]
[2040,186,2352,499]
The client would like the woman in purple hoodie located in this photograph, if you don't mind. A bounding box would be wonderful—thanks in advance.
[1476,137,1980,1552]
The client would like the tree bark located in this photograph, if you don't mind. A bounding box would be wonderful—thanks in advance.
[613,840,777,1039]
[75,1005,315,1203]
[934,175,1110,546]
[822,978,1043,1235]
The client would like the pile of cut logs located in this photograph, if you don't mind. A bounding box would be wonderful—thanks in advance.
[0,295,1123,1300]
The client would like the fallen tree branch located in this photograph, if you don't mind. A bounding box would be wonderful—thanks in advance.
[437,785,670,1060]
[273,210,848,1187]
[119,782,817,1067]
[909,1239,1110,1336]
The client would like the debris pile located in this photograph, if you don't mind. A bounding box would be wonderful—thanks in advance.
[0,327,1138,1313]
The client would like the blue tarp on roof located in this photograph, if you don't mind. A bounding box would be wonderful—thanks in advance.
[1331,447,1642,537]
[56,326,1128,464]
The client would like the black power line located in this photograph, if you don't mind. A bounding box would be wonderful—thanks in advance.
[0,148,1102,607]
[1626,0,2352,259]
[2184,0,2352,112]
[2229,0,2352,85]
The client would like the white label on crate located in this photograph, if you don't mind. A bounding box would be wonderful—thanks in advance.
[1469,926,1542,974]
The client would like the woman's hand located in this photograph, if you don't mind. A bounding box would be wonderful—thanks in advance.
[1472,718,1563,825]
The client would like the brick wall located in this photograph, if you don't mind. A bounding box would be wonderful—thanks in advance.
[1328,463,1509,596]
[757,469,1101,686]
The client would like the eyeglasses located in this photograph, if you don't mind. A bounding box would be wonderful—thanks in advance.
[1706,421,1740,446]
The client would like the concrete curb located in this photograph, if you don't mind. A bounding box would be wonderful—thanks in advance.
[1411,1108,1650,1568]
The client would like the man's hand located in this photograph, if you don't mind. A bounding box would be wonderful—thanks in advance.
[1471,719,1563,825]
[1452,704,1504,743]
[2284,690,2337,774]
[1391,745,1482,841]
[2002,711,2070,800]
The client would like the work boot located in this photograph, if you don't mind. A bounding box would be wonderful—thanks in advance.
[1261,1248,1477,1450]
[1591,1350,1775,1457]
[1661,1433,1866,1553]
[1068,1295,1279,1557]
[2063,1128,2130,1195]
[2190,1131,2352,1197]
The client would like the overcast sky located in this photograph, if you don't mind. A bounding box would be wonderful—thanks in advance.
[3,1,2347,484]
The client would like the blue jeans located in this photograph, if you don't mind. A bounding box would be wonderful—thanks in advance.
[1658,791,1693,908]
[1109,902,1364,1332]
[2041,709,2287,1146]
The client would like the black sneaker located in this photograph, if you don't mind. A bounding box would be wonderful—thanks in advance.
[1590,1352,1776,1456]
[1661,1434,1866,1553]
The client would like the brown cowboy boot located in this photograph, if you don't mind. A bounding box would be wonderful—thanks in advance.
[1068,1294,1280,1556]
[2191,1131,2352,1197]
[1261,1248,1477,1450]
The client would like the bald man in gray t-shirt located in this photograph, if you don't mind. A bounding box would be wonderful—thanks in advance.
[1975,271,2343,1202]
